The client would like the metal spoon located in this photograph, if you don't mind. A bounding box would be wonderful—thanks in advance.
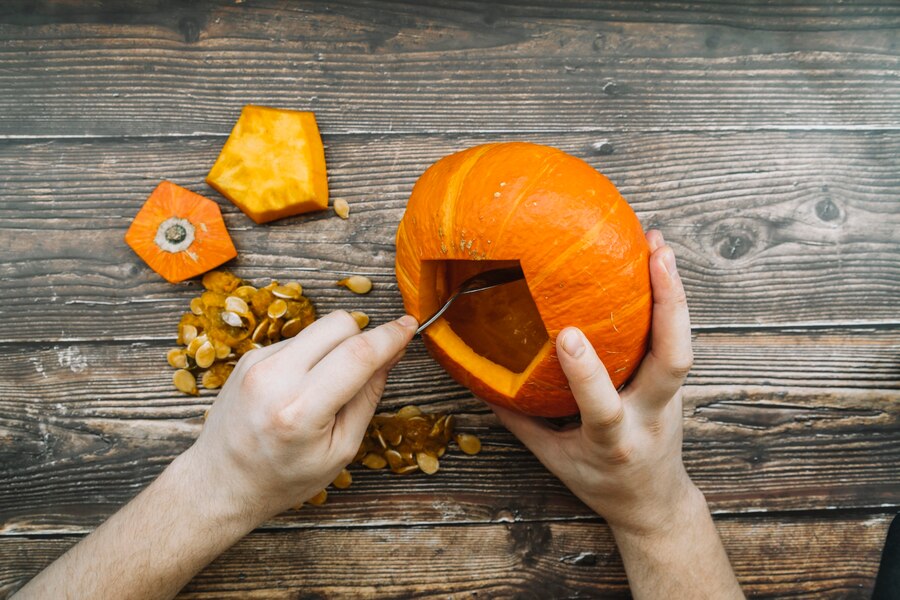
[415,266,526,336]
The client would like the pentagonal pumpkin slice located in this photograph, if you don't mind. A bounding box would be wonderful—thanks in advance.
[206,105,328,224]
[125,181,237,283]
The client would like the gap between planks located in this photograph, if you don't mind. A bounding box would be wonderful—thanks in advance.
[3,505,895,539]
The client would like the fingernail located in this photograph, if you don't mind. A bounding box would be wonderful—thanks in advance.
[396,314,418,328]
[560,328,585,358]
[661,248,677,276]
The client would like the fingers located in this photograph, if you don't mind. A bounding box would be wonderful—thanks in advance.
[557,327,626,445]
[256,310,364,377]
[287,315,418,425]
[332,366,392,459]
[627,234,694,409]
[646,229,665,253]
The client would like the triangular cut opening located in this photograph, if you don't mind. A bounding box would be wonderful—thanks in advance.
[425,260,549,374]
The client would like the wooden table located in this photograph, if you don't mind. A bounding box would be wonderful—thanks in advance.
[1,1,898,597]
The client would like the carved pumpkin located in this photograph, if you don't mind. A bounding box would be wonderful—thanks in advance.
[395,142,651,417]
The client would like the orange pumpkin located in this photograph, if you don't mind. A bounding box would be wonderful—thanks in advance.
[125,181,237,283]
[395,142,651,417]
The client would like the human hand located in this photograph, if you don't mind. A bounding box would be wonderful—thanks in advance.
[183,310,418,525]
[492,230,700,537]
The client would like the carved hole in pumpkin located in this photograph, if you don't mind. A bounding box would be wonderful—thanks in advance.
[425,260,549,374]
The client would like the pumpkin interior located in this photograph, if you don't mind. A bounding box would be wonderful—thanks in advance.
[423,260,550,379]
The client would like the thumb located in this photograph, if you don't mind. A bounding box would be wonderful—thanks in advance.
[556,327,625,446]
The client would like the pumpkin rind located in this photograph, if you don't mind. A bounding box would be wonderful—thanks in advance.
[395,142,651,417]
[206,105,328,224]
[125,181,237,283]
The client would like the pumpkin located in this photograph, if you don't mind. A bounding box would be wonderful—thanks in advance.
[207,105,328,224]
[395,142,651,417]
[125,181,237,283]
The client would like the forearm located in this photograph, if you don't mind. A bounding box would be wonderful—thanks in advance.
[611,486,743,600]
[15,448,258,600]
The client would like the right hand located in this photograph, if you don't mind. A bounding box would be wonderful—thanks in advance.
[492,230,702,536]
[185,310,417,525]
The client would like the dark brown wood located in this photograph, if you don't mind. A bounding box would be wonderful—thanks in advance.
[0,130,897,343]
[0,1,898,137]
[1,329,897,533]
[0,513,893,599]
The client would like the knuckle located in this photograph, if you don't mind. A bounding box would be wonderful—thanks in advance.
[573,359,608,387]
[241,361,270,391]
[605,443,634,466]
[591,404,625,430]
[264,405,296,440]
[344,335,379,368]
[666,351,694,380]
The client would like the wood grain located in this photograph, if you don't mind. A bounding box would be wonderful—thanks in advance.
[2,330,897,533]
[0,1,898,137]
[1,130,897,343]
[0,513,893,599]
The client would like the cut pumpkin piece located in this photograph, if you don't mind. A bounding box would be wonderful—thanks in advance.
[206,105,328,224]
[125,181,237,283]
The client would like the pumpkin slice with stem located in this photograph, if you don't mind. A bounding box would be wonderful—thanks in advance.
[125,181,237,283]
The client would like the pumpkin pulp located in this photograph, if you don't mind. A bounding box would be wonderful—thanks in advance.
[422,260,551,397]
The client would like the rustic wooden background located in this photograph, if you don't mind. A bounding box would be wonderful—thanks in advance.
[1,0,898,597]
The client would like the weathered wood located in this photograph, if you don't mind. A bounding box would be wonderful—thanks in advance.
[2,329,897,533]
[0,1,898,137]
[1,131,897,343]
[0,513,892,599]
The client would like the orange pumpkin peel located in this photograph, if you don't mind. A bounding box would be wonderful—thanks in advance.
[395,142,652,417]
[125,181,237,283]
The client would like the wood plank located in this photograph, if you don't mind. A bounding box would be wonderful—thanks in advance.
[2,331,897,533]
[0,1,898,136]
[1,130,898,342]
[0,513,893,598]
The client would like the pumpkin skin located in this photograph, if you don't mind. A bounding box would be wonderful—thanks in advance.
[395,142,651,417]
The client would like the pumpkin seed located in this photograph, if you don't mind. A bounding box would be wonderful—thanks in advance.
[350,310,369,329]
[385,429,402,447]
[272,285,300,300]
[384,449,404,471]
[224,295,249,315]
[437,445,446,457]
[267,317,283,340]
[267,299,288,319]
[173,369,198,395]
[456,433,482,455]
[181,324,198,344]
[337,275,372,295]
[186,334,207,357]
[333,198,350,219]
[396,405,422,419]
[332,468,352,489]
[395,464,419,475]
[220,310,243,328]
[233,285,257,300]
[374,428,387,449]
[167,348,188,369]
[307,489,328,506]
[281,317,304,338]
[285,281,303,294]
[416,452,439,475]
[213,340,231,359]
[195,341,216,369]
[361,453,387,469]
[201,370,223,389]
[251,319,269,343]
[190,297,204,316]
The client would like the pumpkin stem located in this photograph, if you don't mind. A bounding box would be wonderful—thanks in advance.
[154,216,196,254]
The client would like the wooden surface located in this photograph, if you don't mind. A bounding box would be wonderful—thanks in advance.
[1,1,898,597]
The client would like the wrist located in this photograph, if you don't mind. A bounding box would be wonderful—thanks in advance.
[607,480,708,542]
[165,445,267,538]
